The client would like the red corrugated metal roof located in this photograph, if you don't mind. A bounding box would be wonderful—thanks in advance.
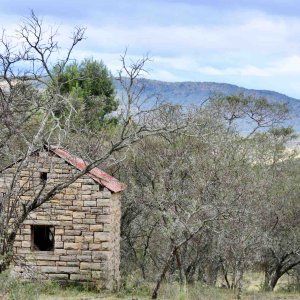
[51,148,126,193]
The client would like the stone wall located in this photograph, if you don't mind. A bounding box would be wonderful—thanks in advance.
[0,151,121,289]
[110,192,121,288]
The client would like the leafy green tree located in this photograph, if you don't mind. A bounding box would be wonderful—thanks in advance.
[54,58,118,130]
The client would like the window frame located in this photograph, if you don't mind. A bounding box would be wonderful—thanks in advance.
[31,225,55,252]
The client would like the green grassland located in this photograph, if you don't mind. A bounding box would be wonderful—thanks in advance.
[2,272,300,300]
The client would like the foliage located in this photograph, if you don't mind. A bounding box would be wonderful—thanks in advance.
[118,97,299,298]
[0,271,41,300]
[1,11,300,300]
[0,11,176,287]
[53,58,118,130]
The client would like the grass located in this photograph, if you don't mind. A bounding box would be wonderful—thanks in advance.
[127,281,300,300]
[1,272,300,299]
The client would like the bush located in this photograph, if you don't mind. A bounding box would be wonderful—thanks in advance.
[0,271,41,300]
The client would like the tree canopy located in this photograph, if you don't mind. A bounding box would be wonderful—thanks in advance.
[54,58,118,130]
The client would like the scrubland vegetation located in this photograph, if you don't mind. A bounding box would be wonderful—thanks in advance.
[0,12,300,299]
[2,271,300,299]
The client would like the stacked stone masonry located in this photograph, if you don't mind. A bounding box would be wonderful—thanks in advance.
[0,151,122,289]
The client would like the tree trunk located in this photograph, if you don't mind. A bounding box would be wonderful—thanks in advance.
[152,226,206,298]
[0,231,17,273]
[0,253,13,273]
[175,249,184,285]
[263,270,272,291]
[141,265,146,280]
[206,261,219,286]
[0,244,15,273]
[234,269,244,300]
[152,256,172,299]
[270,274,280,291]
[263,269,281,291]
[185,264,196,283]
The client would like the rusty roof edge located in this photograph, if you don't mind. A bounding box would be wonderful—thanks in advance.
[50,147,126,193]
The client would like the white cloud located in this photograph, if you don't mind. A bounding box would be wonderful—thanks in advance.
[146,69,184,82]
[3,9,300,60]
[71,13,300,56]
[197,55,300,77]
[1,5,300,97]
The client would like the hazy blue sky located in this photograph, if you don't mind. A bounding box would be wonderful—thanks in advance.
[2,0,300,98]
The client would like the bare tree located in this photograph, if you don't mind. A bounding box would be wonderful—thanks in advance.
[0,12,182,273]
[119,98,295,299]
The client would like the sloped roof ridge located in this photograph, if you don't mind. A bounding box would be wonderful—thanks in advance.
[50,147,126,193]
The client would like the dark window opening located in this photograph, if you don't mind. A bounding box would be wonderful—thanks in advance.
[31,225,54,251]
[40,172,47,183]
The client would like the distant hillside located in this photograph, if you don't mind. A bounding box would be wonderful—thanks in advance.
[115,79,300,132]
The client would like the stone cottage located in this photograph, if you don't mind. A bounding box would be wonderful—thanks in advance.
[0,147,126,289]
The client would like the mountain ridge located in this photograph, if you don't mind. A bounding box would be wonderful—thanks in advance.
[115,78,300,132]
